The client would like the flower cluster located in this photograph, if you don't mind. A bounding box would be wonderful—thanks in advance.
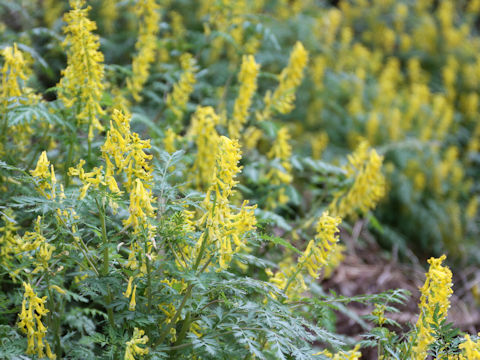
[229,55,260,139]
[17,282,56,359]
[412,255,453,360]
[330,141,386,218]
[124,328,149,360]
[57,0,105,140]
[259,41,308,119]
[266,127,293,207]
[127,0,161,102]
[166,53,197,120]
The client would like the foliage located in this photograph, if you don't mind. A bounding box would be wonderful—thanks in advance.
[1,0,480,359]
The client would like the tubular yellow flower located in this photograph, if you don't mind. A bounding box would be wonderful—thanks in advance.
[298,212,342,279]
[188,106,221,190]
[166,53,197,120]
[30,151,57,199]
[459,334,480,359]
[124,328,149,360]
[1,43,29,102]
[316,345,361,359]
[229,55,260,139]
[18,282,55,359]
[57,0,105,140]
[181,136,256,271]
[330,141,386,218]
[68,159,104,200]
[259,41,308,120]
[126,0,160,102]
[124,179,156,231]
[266,127,293,207]
[129,285,137,311]
[102,110,153,191]
[412,255,453,360]
[0,209,20,266]
[203,136,257,269]
[163,128,179,154]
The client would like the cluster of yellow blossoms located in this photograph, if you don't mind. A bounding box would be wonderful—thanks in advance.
[267,211,341,300]
[258,41,309,120]
[127,0,161,102]
[18,282,56,359]
[57,0,105,140]
[413,255,453,359]
[266,127,293,207]
[229,55,260,139]
[124,328,149,360]
[166,53,197,120]
[180,136,256,270]
[331,141,386,218]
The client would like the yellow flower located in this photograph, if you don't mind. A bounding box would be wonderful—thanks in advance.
[1,43,29,102]
[298,212,342,279]
[166,53,197,120]
[188,106,221,190]
[330,141,386,218]
[102,109,153,192]
[259,41,308,120]
[68,159,104,200]
[57,0,105,140]
[123,179,156,231]
[459,334,480,359]
[163,128,178,154]
[266,127,293,207]
[18,282,55,359]
[124,328,149,360]
[315,344,361,359]
[181,136,256,271]
[129,285,137,311]
[126,0,161,102]
[412,255,453,360]
[229,55,260,139]
[30,151,57,199]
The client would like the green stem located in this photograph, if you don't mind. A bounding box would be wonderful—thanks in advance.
[96,198,116,329]
[64,139,74,187]
[155,283,193,346]
[145,251,152,313]
[46,274,62,358]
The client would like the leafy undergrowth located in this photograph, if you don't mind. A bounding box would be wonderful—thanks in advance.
[1,0,480,359]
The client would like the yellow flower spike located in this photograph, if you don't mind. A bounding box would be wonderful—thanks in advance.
[57,0,105,140]
[412,255,453,360]
[163,128,178,154]
[188,106,221,190]
[30,152,50,179]
[266,127,293,207]
[166,53,197,120]
[297,212,342,280]
[330,141,386,218]
[18,282,55,359]
[50,285,66,295]
[459,334,480,358]
[127,0,161,102]
[229,55,260,139]
[258,41,308,120]
[1,43,35,105]
[124,328,149,360]
[29,152,57,199]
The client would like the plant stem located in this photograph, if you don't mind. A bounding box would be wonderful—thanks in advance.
[96,198,116,329]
